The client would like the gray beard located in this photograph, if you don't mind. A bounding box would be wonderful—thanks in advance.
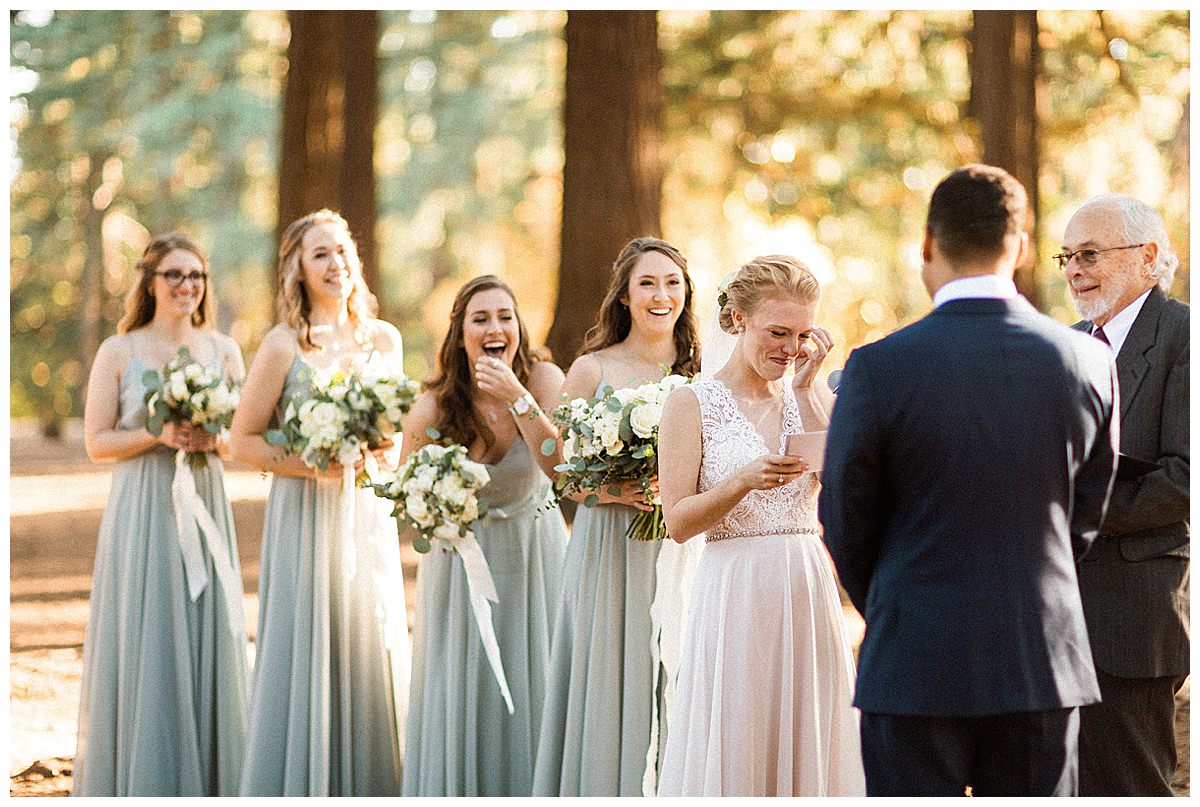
[1072,276,1134,323]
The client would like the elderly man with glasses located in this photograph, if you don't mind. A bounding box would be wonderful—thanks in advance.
[1057,194,1190,797]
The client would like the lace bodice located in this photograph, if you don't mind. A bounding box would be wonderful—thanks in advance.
[690,378,819,541]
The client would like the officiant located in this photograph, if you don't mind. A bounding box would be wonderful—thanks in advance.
[1059,194,1190,797]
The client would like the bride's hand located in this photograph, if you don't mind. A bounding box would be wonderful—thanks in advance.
[792,326,834,391]
[736,454,808,492]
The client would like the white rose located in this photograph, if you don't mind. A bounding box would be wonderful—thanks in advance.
[460,459,490,488]
[411,465,437,493]
[184,364,202,381]
[461,496,479,523]
[595,410,623,451]
[613,387,636,406]
[562,434,577,461]
[434,476,469,507]
[629,402,663,439]
[405,494,429,521]
[169,375,189,401]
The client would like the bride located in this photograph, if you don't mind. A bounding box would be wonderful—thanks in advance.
[656,255,865,796]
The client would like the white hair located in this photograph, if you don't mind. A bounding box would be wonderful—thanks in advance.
[1075,193,1179,291]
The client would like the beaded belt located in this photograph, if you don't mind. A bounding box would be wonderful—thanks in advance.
[705,526,819,543]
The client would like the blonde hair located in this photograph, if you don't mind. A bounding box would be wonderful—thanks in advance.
[118,233,213,333]
[275,209,378,351]
[717,254,820,334]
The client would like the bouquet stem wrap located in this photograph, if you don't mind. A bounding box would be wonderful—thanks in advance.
[170,451,246,642]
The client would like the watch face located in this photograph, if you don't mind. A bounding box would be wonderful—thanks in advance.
[512,396,531,415]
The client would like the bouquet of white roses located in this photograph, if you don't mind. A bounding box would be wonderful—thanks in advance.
[143,346,239,469]
[374,431,516,714]
[373,434,490,554]
[553,374,691,541]
[265,363,420,484]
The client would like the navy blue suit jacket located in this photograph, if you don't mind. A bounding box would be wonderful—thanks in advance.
[819,296,1119,717]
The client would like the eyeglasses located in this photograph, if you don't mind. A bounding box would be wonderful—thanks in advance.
[155,269,208,287]
[1051,244,1147,271]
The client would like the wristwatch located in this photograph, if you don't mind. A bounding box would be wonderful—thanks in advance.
[509,392,537,417]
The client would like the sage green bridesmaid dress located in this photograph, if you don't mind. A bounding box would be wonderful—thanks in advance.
[402,435,567,796]
[532,379,667,796]
[73,353,250,796]
[239,354,411,796]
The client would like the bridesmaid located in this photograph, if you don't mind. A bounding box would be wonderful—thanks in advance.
[74,234,249,796]
[401,275,568,796]
[532,237,702,796]
[229,210,410,796]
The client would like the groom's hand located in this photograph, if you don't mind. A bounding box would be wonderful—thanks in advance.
[737,454,809,492]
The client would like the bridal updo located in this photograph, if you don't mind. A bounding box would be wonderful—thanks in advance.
[717,255,820,334]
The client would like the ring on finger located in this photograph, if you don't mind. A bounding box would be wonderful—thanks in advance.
[777,473,784,484]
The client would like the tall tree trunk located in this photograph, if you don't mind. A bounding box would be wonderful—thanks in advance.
[547,11,663,366]
[277,11,381,309]
[77,151,106,431]
[969,10,1041,308]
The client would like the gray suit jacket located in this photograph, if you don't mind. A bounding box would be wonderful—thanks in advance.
[1075,286,1190,678]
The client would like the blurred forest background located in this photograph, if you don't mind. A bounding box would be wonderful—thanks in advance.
[10,10,1191,436]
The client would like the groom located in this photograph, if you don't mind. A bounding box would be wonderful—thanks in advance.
[819,165,1120,796]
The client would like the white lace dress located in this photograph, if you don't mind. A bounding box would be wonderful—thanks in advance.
[657,379,866,796]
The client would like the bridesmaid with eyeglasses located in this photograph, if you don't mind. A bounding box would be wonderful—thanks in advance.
[73,234,250,796]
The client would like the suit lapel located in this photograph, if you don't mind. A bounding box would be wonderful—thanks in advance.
[1113,287,1164,419]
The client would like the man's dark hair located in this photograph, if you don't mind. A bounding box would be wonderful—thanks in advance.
[926,164,1027,264]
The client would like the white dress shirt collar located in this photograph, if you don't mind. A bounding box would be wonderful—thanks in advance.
[932,274,1019,308]
[1093,287,1152,358]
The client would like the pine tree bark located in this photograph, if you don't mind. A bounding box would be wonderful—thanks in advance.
[547,10,663,366]
[277,11,381,307]
[969,10,1041,308]
[77,151,106,431]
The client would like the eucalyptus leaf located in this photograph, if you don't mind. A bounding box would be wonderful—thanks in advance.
[606,397,623,412]
[145,414,164,436]
[584,493,600,508]
[141,370,161,389]
[607,485,623,497]
[264,429,288,447]
[426,426,442,441]
[203,422,220,434]
[540,437,558,456]
[413,534,431,554]
[618,418,633,443]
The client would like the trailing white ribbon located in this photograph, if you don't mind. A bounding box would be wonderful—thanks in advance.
[642,534,704,796]
[170,450,247,643]
[450,529,514,714]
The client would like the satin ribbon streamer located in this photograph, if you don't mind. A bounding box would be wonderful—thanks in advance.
[170,450,246,642]
[450,529,515,714]
[642,534,704,795]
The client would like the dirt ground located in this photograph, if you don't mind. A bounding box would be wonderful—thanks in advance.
[8,424,1190,796]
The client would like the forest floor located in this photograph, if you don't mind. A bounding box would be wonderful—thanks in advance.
[8,422,1188,796]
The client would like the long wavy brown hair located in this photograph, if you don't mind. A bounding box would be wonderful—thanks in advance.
[578,236,701,376]
[117,233,214,333]
[427,275,542,452]
[274,209,378,350]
